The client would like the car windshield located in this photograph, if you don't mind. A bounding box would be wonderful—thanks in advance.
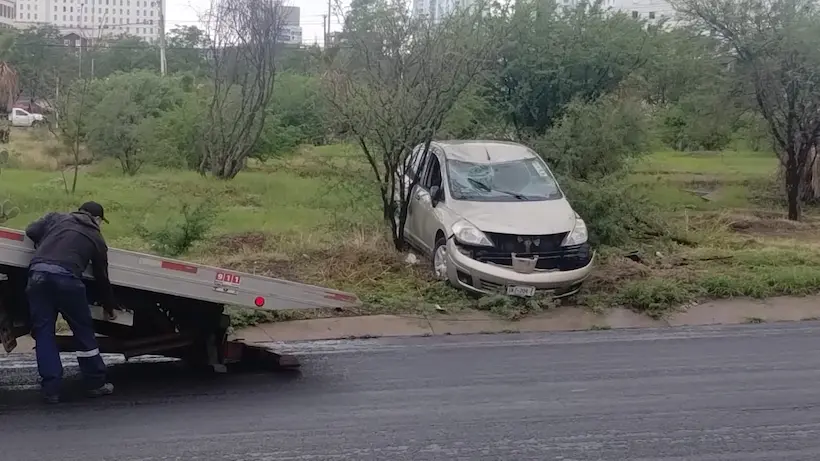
[446,157,563,202]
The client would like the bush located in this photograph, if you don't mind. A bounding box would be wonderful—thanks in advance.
[658,91,737,151]
[252,72,331,159]
[136,201,217,257]
[560,175,668,247]
[0,198,19,224]
[531,94,651,181]
[86,71,187,174]
[439,85,507,139]
[138,91,209,170]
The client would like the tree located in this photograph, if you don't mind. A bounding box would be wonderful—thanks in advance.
[87,35,158,78]
[0,61,18,144]
[50,77,94,194]
[85,71,185,175]
[166,25,210,77]
[4,26,75,102]
[198,0,287,179]
[673,0,820,220]
[486,0,652,137]
[325,0,500,250]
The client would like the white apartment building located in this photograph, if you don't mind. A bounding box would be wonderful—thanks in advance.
[0,0,15,28]
[14,0,165,42]
[413,0,474,22]
[415,0,676,23]
[610,0,676,21]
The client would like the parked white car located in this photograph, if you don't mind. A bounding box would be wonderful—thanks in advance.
[8,108,45,127]
[400,141,594,298]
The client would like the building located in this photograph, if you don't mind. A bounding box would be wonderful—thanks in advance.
[413,0,474,22]
[14,0,165,42]
[0,0,15,29]
[278,5,302,45]
[613,0,676,22]
[416,0,676,24]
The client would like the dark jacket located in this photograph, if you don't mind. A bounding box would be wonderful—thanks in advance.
[25,211,117,308]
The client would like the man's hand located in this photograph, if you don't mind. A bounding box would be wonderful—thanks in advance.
[103,305,120,321]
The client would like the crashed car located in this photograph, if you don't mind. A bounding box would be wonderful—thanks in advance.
[399,140,594,298]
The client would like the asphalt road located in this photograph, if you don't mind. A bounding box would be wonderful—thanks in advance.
[3,323,820,460]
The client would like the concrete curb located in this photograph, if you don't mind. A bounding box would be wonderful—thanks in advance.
[7,296,820,355]
[233,295,820,343]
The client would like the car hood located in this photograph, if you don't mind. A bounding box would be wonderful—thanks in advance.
[448,198,577,235]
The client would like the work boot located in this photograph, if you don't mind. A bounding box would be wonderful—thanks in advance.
[86,383,114,398]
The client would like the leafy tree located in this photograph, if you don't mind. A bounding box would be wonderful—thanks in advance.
[166,25,210,77]
[88,35,158,78]
[4,26,76,102]
[673,0,820,220]
[138,90,209,170]
[85,71,185,175]
[486,0,652,137]
[531,94,651,181]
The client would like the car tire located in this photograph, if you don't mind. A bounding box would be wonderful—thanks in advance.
[432,236,448,282]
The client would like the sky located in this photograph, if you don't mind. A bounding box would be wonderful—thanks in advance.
[165,0,346,46]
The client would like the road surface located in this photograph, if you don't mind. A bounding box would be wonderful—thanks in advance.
[3,323,820,460]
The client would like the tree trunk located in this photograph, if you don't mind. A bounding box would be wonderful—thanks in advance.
[801,143,820,204]
[785,151,801,221]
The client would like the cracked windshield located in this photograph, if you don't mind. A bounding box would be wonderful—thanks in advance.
[448,158,563,201]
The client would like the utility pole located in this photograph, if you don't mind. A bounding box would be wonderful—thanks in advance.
[327,0,331,45]
[78,2,86,78]
[158,0,167,76]
[54,75,59,130]
[322,14,327,47]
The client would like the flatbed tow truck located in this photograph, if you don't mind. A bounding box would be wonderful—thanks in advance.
[0,226,361,371]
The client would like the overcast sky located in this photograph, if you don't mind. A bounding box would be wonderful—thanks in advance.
[165,0,346,46]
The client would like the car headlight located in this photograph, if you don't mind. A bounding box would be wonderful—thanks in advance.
[562,215,588,246]
[451,219,494,247]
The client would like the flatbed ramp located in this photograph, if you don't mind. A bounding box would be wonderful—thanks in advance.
[0,227,362,371]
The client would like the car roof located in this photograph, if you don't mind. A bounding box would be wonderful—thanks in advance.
[434,141,537,164]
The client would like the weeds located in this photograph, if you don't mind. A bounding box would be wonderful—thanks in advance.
[137,201,217,257]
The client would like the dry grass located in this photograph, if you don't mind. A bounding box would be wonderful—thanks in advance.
[3,127,91,171]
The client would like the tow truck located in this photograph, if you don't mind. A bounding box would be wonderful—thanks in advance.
[0,227,361,371]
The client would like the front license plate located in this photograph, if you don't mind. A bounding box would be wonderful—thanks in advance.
[507,285,536,298]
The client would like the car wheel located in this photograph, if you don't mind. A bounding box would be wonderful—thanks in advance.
[432,237,448,281]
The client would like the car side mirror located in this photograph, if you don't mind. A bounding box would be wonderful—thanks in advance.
[430,185,444,207]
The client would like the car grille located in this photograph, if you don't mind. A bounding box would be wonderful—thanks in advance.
[473,232,591,271]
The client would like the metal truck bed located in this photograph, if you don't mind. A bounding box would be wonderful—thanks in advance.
[0,227,361,311]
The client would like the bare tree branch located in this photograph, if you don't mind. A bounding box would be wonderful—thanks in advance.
[199,0,287,179]
[325,0,505,250]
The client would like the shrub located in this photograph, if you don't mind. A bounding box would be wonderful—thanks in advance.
[559,175,668,247]
[658,91,737,151]
[137,201,217,257]
[531,94,651,181]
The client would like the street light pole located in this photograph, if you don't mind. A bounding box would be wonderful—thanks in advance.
[158,0,166,75]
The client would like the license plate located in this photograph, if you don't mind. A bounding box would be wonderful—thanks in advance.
[506,285,536,297]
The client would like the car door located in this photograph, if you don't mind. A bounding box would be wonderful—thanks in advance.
[410,149,446,255]
[11,109,29,127]
[402,145,430,249]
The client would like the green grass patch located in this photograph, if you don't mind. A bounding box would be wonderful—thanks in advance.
[2,143,819,326]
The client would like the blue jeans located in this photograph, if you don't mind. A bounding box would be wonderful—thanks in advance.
[26,267,107,397]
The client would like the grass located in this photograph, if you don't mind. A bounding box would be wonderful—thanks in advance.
[593,148,820,316]
[2,128,819,323]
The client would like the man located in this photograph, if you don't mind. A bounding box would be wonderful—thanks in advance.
[25,201,118,404]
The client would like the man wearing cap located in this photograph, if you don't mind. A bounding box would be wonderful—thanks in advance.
[24,201,118,403]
